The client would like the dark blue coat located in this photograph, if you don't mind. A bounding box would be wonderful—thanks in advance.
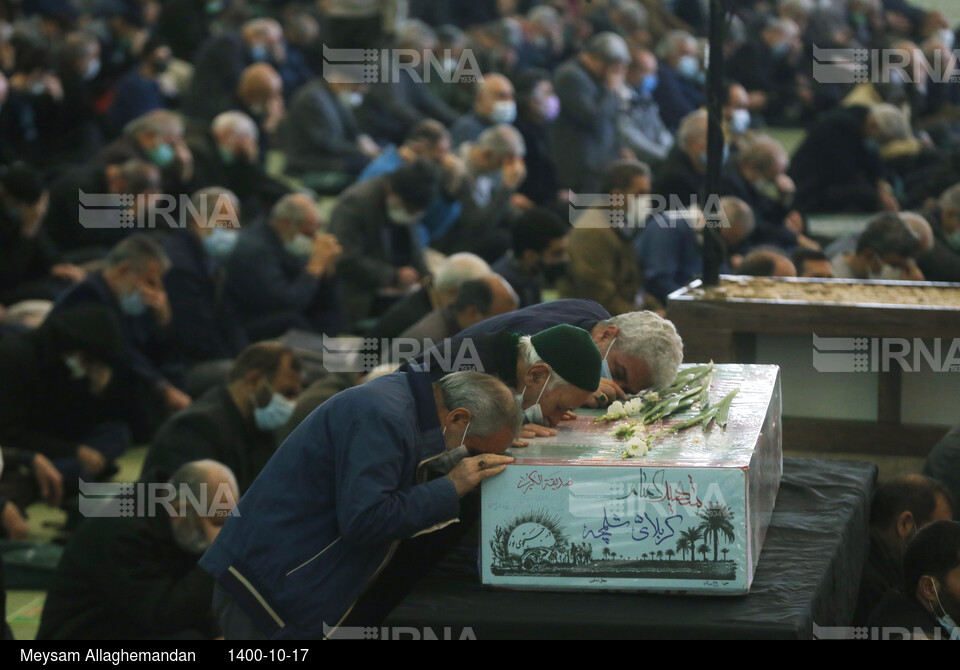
[163,231,247,365]
[199,368,459,639]
[53,272,172,388]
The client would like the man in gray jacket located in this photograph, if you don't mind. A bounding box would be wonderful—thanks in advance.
[551,32,630,194]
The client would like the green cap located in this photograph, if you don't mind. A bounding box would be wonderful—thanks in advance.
[529,324,602,392]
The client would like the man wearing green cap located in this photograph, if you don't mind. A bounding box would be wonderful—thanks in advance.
[410,323,602,439]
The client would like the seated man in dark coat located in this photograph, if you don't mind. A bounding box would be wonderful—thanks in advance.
[789,104,900,213]
[0,163,85,305]
[38,460,238,640]
[141,343,303,494]
[652,109,709,203]
[163,187,248,374]
[329,161,438,326]
[43,159,161,256]
[96,110,194,196]
[187,111,290,226]
[226,194,342,341]
[282,73,379,189]
[868,520,960,640]
[0,305,127,490]
[725,18,803,125]
[398,275,518,344]
[53,235,192,441]
[493,207,570,309]
[924,417,960,518]
[719,134,818,251]
[854,476,954,625]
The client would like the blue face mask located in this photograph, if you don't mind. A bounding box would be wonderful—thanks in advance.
[205,0,223,13]
[203,227,240,260]
[83,59,101,81]
[600,337,617,380]
[120,289,147,316]
[864,138,881,153]
[253,389,296,431]
[218,147,235,165]
[249,44,269,63]
[771,42,791,58]
[148,143,175,168]
[639,73,659,96]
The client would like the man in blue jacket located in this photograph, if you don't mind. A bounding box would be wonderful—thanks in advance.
[200,369,521,639]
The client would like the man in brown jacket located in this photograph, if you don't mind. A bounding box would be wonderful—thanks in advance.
[559,160,658,315]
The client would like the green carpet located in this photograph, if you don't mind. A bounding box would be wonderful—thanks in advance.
[5,446,147,640]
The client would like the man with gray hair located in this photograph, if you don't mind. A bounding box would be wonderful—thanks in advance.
[97,109,193,192]
[227,193,342,340]
[720,133,818,251]
[653,108,709,202]
[918,183,960,282]
[373,252,492,339]
[54,234,190,439]
[551,32,630,193]
[434,124,527,260]
[163,187,248,370]
[44,158,162,253]
[359,19,459,144]
[452,300,684,407]
[38,459,239,640]
[652,30,704,131]
[189,110,291,224]
[201,368,521,638]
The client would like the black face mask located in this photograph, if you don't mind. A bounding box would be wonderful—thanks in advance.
[542,260,569,282]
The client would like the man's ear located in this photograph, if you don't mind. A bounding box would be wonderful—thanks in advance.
[896,509,917,541]
[446,407,472,429]
[524,363,550,387]
[917,575,939,605]
[597,325,619,347]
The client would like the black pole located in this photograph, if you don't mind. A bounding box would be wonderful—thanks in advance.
[700,0,728,287]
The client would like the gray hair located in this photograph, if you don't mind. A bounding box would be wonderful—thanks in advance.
[677,108,709,148]
[719,196,756,236]
[476,124,526,160]
[212,111,259,140]
[655,30,697,61]
[615,0,649,31]
[190,187,240,228]
[395,19,437,50]
[598,312,684,390]
[437,371,523,438]
[168,460,238,512]
[105,233,171,273]
[738,135,788,175]
[116,159,161,194]
[269,193,314,228]
[939,183,960,214]
[869,103,911,144]
[518,336,574,392]
[434,252,491,294]
[584,32,631,64]
[900,211,934,253]
[528,4,561,28]
[124,109,184,140]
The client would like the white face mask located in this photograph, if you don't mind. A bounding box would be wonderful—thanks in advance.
[387,195,422,226]
[868,262,903,281]
[518,373,551,425]
[284,233,314,257]
[731,108,751,134]
[490,100,517,125]
[443,420,470,450]
[64,354,87,380]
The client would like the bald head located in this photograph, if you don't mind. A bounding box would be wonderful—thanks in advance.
[169,459,239,522]
[475,73,515,120]
[717,196,755,248]
[269,193,320,242]
[739,249,797,277]
[238,63,282,108]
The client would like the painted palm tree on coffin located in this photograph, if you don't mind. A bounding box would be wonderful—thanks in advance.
[697,503,735,561]
[679,527,702,560]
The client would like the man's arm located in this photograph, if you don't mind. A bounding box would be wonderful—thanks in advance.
[329,201,397,289]
[334,415,459,547]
